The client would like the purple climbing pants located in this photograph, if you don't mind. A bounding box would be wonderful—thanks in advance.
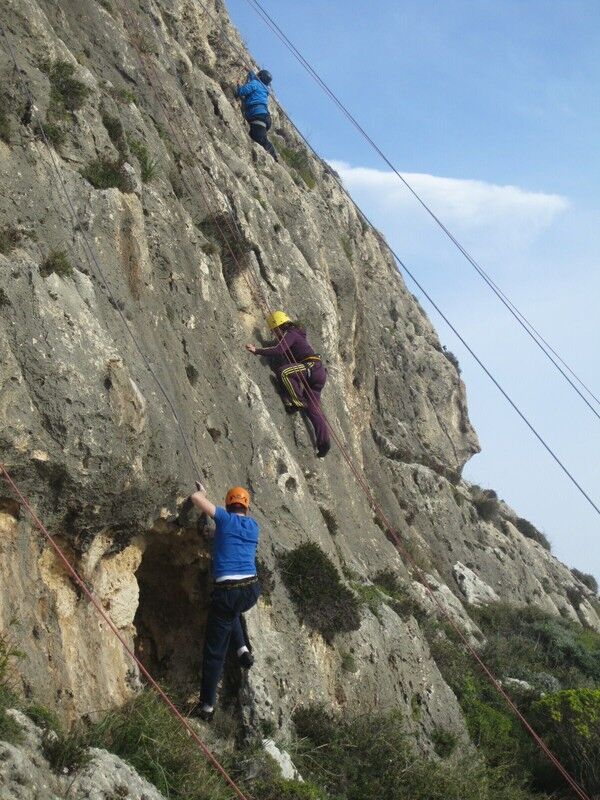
[275,360,330,450]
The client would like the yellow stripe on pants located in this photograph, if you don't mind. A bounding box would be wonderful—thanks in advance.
[281,364,306,407]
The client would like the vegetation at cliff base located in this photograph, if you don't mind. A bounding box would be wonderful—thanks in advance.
[291,705,539,800]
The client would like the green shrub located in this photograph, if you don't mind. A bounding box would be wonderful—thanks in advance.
[339,235,352,261]
[0,225,21,255]
[443,348,461,373]
[471,488,499,522]
[292,706,537,800]
[431,726,458,758]
[372,569,424,621]
[25,703,60,732]
[82,157,128,191]
[279,542,361,641]
[0,632,24,745]
[43,726,90,774]
[44,60,91,112]
[256,558,275,605]
[40,249,73,278]
[531,689,600,794]
[571,568,598,594]
[470,602,600,688]
[127,135,157,182]
[0,107,10,144]
[253,777,327,799]
[36,120,67,148]
[515,517,551,550]
[108,85,137,105]
[88,691,231,800]
[102,112,126,150]
[275,143,316,189]
[341,652,357,673]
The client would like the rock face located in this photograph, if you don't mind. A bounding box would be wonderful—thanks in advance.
[0,0,597,751]
[0,709,166,800]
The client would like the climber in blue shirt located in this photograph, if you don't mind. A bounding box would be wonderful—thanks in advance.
[191,482,261,721]
[236,69,278,161]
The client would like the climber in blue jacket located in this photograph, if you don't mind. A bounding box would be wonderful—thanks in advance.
[236,69,278,161]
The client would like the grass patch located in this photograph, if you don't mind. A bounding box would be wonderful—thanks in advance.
[88,691,232,799]
[530,688,600,795]
[0,631,25,745]
[279,542,361,642]
[339,235,353,261]
[127,135,158,182]
[442,347,461,373]
[43,726,90,774]
[82,157,128,191]
[571,568,598,594]
[292,706,538,800]
[36,120,67,148]
[256,558,275,605]
[0,106,10,144]
[43,60,91,113]
[515,517,551,551]
[102,112,126,151]
[40,249,73,278]
[431,726,458,758]
[275,143,316,189]
[108,85,137,105]
[0,225,21,255]
[372,569,424,622]
[470,486,500,523]
[341,652,358,673]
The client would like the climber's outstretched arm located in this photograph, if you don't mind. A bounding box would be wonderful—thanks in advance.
[191,481,216,518]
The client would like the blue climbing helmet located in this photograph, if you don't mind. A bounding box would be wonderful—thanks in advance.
[257,69,272,86]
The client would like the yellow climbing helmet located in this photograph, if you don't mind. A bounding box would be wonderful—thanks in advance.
[267,310,291,330]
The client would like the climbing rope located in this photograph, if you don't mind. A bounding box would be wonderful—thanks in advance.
[0,463,253,800]
[0,24,254,800]
[112,9,594,798]
[184,0,600,519]
[0,11,592,800]
[244,0,600,421]
[0,24,201,482]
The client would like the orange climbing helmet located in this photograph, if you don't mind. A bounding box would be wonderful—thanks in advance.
[225,486,251,510]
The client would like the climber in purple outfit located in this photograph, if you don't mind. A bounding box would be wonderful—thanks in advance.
[246,311,330,458]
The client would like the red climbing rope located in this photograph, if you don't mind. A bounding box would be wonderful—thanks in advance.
[0,463,253,800]
[0,9,591,800]
[115,11,592,799]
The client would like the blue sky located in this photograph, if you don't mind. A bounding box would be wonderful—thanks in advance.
[226,0,600,582]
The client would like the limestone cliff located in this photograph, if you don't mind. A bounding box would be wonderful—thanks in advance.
[0,0,597,757]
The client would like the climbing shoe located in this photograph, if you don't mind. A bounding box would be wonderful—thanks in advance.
[316,442,331,458]
[238,651,255,669]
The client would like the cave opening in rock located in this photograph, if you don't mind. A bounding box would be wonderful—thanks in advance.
[134,524,212,696]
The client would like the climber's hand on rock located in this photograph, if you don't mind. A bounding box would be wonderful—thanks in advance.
[245,343,256,353]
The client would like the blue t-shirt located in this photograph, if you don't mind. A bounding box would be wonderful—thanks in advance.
[212,507,259,580]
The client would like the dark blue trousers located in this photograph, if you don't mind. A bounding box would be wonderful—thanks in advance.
[200,581,261,707]
[247,113,277,160]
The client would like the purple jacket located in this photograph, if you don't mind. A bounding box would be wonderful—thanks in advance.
[255,328,316,365]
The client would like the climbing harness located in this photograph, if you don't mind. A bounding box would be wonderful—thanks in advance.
[112,10,596,799]
[0,9,594,800]
[244,0,600,423]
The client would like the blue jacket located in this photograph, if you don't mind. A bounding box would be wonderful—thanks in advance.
[212,506,259,580]
[237,71,270,120]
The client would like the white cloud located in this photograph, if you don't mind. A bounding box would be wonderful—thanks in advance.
[328,160,568,245]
